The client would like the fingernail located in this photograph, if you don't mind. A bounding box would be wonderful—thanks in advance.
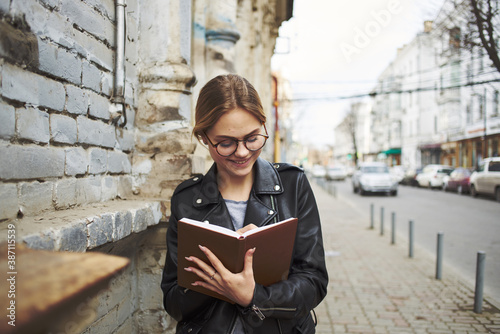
[192,282,199,286]
[184,267,192,272]
[198,245,206,251]
[185,256,192,261]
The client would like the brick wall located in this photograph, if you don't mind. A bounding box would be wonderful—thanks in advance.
[0,0,136,220]
[0,0,292,333]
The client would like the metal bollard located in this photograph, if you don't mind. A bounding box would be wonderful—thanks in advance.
[409,220,414,258]
[436,232,444,280]
[370,203,374,229]
[474,251,486,313]
[391,212,396,245]
[380,207,384,235]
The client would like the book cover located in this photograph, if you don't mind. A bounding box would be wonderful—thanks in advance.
[177,217,298,302]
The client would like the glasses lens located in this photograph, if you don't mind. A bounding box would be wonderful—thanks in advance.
[245,135,267,151]
[216,140,237,156]
[215,135,268,156]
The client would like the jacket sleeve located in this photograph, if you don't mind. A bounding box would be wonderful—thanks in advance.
[160,192,214,322]
[245,172,328,321]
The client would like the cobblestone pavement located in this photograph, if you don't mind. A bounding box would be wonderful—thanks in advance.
[311,182,500,334]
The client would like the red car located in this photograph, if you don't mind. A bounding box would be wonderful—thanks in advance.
[443,167,472,194]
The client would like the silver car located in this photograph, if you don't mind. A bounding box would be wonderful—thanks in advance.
[352,162,398,196]
[470,157,500,201]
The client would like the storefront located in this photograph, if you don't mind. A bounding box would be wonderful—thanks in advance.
[419,143,442,166]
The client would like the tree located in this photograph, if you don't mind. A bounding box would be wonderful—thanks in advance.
[467,0,500,73]
[342,106,359,166]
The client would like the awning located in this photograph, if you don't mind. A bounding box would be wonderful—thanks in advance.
[382,148,401,155]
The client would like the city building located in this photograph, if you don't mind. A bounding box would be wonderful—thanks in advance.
[346,1,500,171]
[0,0,293,332]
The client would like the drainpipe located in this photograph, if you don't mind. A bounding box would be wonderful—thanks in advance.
[112,0,127,127]
[272,75,280,163]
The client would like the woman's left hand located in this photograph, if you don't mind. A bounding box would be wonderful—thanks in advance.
[184,245,256,307]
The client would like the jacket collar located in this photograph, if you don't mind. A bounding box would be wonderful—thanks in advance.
[193,157,283,208]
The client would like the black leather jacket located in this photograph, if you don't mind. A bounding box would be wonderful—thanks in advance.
[161,158,328,334]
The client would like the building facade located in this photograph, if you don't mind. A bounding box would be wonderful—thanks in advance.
[0,0,293,332]
[351,6,500,171]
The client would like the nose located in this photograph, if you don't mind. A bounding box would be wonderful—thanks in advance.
[233,141,250,157]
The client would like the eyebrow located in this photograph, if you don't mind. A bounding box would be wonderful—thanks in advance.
[213,128,262,141]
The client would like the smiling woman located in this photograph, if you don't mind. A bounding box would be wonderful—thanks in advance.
[161,74,328,334]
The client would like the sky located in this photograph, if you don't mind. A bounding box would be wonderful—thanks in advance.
[271,0,445,149]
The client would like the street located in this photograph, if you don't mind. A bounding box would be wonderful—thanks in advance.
[316,177,500,306]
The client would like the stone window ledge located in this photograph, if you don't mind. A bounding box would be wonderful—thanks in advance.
[1,200,164,252]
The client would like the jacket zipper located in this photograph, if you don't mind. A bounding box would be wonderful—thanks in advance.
[250,304,297,320]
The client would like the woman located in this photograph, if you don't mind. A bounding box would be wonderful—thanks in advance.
[161,74,328,334]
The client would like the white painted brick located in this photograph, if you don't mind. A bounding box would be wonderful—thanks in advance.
[0,183,19,220]
[71,28,113,71]
[40,0,59,9]
[44,10,75,50]
[0,144,65,180]
[54,178,77,209]
[65,147,89,176]
[82,60,102,92]
[85,0,115,21]
[115,129,135,152]
[2,63,65,111]
[38,39,82,85]
[19,181,54,215]
[88,91,110,120]
[102,71,113,97]
[89,147,108,174]
[101,176,118,201]
[0,100,15,139]
[60,0,112,43]
[50,114,77,144]
[87,213,114,249]
[38,38,82,85]
[10,0,47,36]
[75,176,101,205]
[113,211,132,241]
[66,85,89,116]
[108,150,131,174]
[16,107,50,143]
[77,116,116,148]
[117,175,133,199]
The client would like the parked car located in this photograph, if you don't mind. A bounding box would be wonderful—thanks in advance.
[470,157,500,201]
[390,165,406,183]
[311,165,326,178]
[326,166,347,181]
[416,164,453,188]
[352,162,398,196]
[401,167,422,186]
[442,167,472,194]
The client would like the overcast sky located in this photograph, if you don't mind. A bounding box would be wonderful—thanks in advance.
[271,0,444,149]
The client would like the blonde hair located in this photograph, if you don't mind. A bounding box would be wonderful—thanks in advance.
[193,74,266,141]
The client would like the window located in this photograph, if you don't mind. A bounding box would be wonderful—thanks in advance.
[489,161,500,171]
[494,91,499,116]
[466,104,472,124]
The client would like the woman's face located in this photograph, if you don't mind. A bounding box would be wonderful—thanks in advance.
[204,108,264,180]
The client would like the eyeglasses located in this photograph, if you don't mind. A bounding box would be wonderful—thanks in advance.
[204,124,269,157]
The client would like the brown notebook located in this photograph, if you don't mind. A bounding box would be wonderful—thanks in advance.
[177,217,298,302]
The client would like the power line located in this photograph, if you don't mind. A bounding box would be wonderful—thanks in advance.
[285,78,500,102]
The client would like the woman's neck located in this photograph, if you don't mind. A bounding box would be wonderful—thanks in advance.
[217,170,254,201]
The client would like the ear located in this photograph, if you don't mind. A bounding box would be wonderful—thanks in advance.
[199,135,208,145]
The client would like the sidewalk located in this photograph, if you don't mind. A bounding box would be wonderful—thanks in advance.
[311,182,500,334]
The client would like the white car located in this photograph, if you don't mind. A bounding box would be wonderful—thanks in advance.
[326,166,347,181]
[416,164,453,188]
[470,157,500,201]
[352,162,398,196]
